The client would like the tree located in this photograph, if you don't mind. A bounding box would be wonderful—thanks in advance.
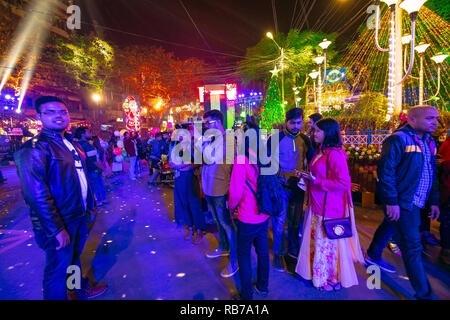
[239,29,340,107]
[55,34,114,91]
[115,45,208,123]
[260,75,284,131]
[426,0,450,21]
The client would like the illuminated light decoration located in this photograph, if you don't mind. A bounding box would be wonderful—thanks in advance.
[260,75,284,131]
[270,65,280,77]
[5,95,11,100]
[122,96,141,132]
[93,93,101,102]
[226,83,237,101]
[428,52,448,99]
[387,7,395,118]
[313,56,325,65]
[415,42,430,105]
[198,86,205,103]
[431,52,448,64]
[266,32,274,39]
[209,90,225,95]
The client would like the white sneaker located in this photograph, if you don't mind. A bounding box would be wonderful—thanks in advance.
[220,263,238,278]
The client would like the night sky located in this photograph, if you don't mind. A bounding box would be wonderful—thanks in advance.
[77,0,370,63]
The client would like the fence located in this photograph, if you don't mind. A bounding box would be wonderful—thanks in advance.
[342,130,391,146]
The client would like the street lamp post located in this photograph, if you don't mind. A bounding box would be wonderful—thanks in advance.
[319,38,332,81]
[313,56,325,113]
[429,52,448,100]
[414,42,430,105]
[308,70,319,112]
[374,0,428,117]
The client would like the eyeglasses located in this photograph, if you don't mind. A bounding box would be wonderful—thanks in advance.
[41,110,69,116]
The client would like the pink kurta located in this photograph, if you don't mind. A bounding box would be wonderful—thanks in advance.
[295,147,364,289]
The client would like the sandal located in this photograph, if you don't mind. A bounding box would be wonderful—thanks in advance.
[318,283,334,291]
[329,282,342,291]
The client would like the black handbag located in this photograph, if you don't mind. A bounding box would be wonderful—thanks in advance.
[321,151,353,240]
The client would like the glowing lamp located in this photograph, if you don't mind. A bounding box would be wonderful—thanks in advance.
[414,42,429,54]
[266,32,274,39]
[401,34,412,45]
[431,52,448,64]
[5,94,11,100]
[381,0,399,7]
[309,70,319,79]
[313,56,325,65]
[93,93,101,102]
[399,0,427,14]
[319,39,332,50]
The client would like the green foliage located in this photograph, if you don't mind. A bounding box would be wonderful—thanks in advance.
[426,0,450,22]
[260,76,285,131]
[56,34,114,91]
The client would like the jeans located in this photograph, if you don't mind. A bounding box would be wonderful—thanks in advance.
[88,171,106,203]
[367,213,395,261]
[205,195,237,265]
[33,217,88,300]
[272,187,304,257]
[236,219,270,300]
[392,205,435,300]
[174,170,206,230]
[129,156,137,179]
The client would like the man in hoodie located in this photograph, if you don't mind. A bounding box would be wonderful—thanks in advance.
[267,107,313,272]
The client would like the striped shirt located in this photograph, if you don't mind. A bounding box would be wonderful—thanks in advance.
[413,135,433,208]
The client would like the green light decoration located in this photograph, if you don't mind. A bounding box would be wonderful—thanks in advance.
[260,75,285,131]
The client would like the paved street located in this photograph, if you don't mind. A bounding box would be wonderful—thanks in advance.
[0,164,449,300]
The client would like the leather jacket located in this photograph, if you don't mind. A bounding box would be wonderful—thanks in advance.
[14,128,95,237]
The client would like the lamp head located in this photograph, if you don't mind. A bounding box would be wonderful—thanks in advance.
[319,39,332,50]
[309,70,319,79]
[313,56,325,65]
[399,0,427,14]
[431,52,448,64]
[401,34,412,45]
[415,42,430,54]
[266,32,273,39]
[381,0,399,7]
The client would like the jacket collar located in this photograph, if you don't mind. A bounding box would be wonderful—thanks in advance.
[401,124,430,142]
[40,128,74,142]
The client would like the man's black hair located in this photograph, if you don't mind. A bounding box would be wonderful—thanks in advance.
[285,107,304,122]
[203,109,224,125]
[155,132,162,138]
[74,126,89,140]
[35,96,67,114]
[308,113,323,123]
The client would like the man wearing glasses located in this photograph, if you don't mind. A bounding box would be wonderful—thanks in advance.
[194,110,238,278]
[14,96,106,299]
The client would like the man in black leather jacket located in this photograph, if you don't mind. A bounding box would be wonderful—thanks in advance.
[14,96,102,299]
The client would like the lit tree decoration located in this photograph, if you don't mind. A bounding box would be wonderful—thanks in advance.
[260,75,285,131]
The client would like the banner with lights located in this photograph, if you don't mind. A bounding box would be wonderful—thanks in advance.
[122,96,141,132]
[324,68,346,85]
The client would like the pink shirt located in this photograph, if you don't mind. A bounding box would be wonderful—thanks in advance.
[229,154,270,224]
[308,147,352,219]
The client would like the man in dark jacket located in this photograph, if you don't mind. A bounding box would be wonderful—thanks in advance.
[370,106,440,300]
[14,96,106,300]
[266,108,313,272]
[123,131,138,180]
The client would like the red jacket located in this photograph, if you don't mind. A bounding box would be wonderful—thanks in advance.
[124,134,137,157]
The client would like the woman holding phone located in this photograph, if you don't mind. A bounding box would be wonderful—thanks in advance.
[295,118,364,291]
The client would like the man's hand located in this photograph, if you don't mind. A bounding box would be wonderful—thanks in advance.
[55,229,70,250]
[429,205,440,221]
[386,205,401,221]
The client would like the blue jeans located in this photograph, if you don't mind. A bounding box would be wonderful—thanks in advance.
[392,205,435,300]
[237,219,270,300]
[88,171,106,203]
[174,170,205,230]
[129,156,137,179]
[272,187,304,257]
[205,195,237,265]
[33,217,88,300]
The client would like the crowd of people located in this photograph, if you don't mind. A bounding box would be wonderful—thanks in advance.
[12,95,450,300]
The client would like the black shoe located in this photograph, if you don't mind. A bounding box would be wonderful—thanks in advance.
[273,255,285,272]
[253,285,268,297]
[422,232,440,246]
